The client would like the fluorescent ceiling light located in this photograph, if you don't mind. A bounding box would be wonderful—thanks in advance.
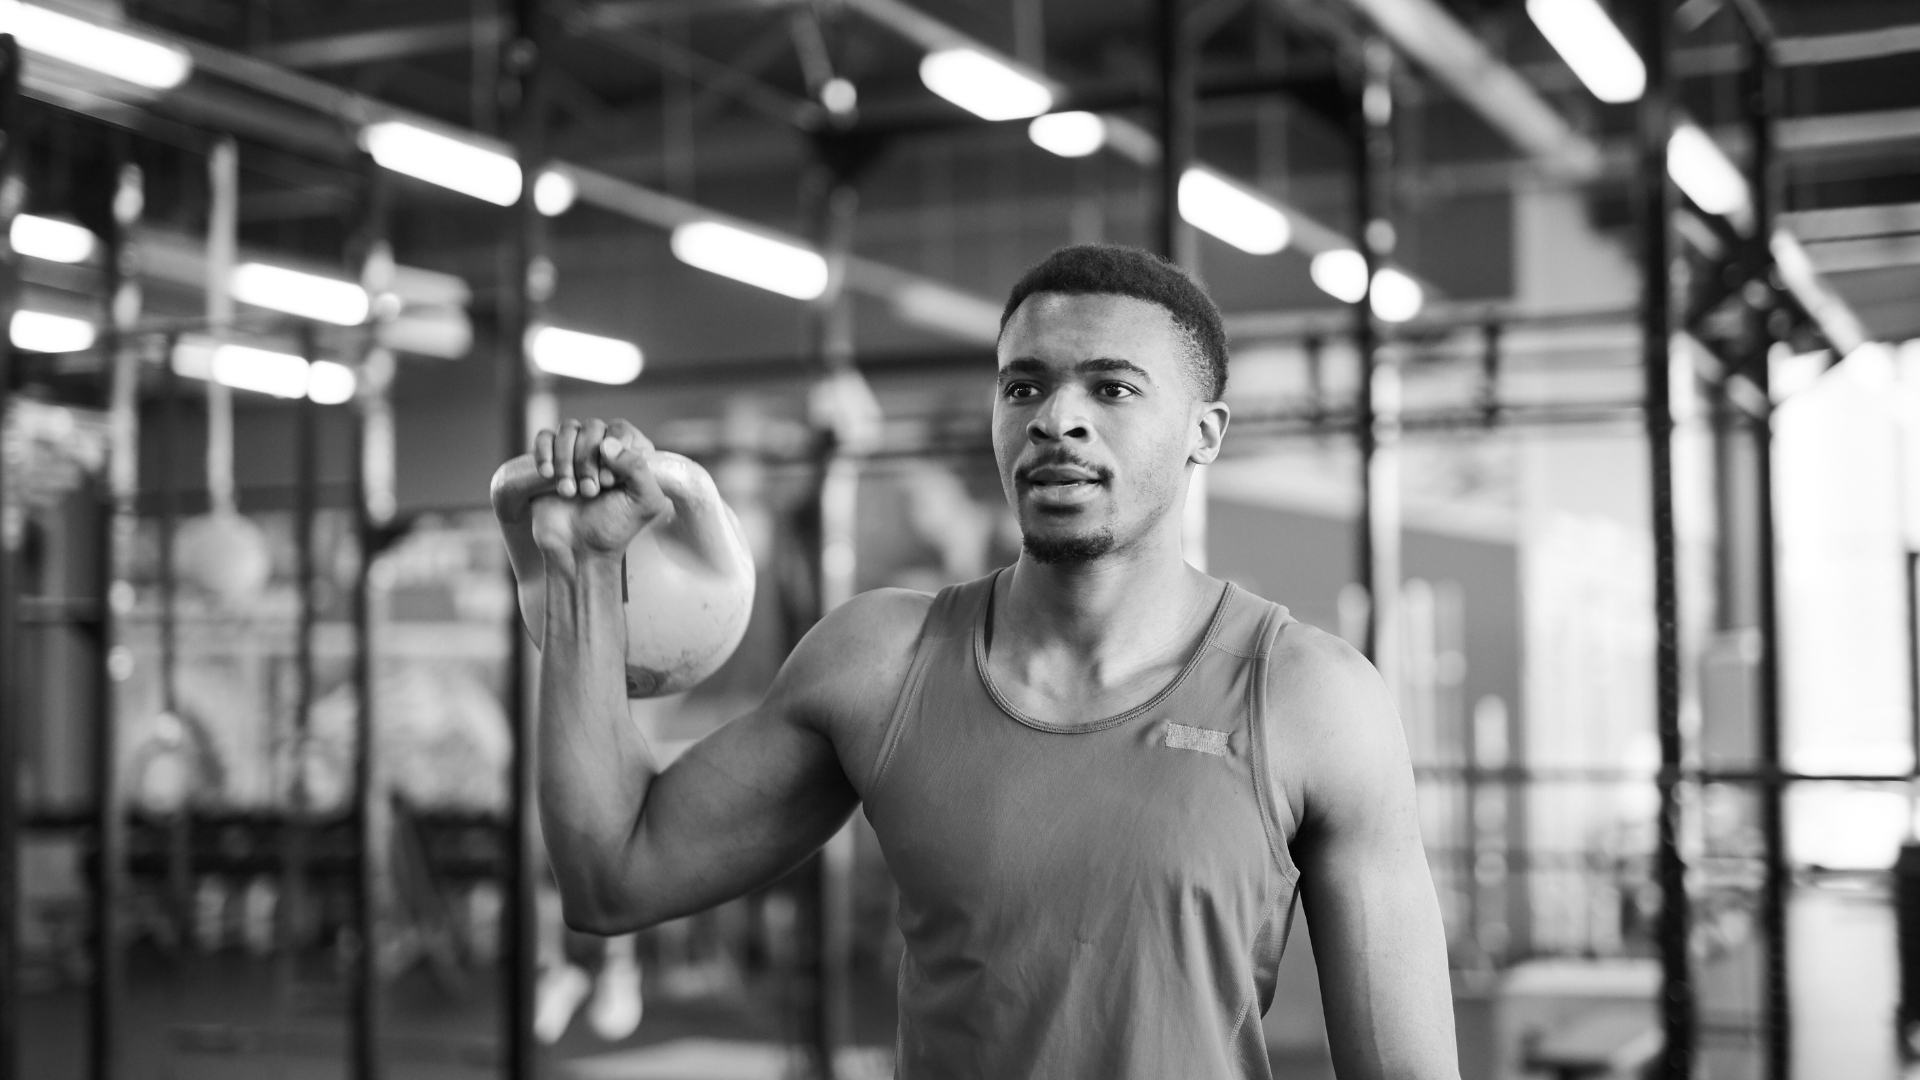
[377,308,473,359]
[361,121,522,207]
[231,262,371,326]
[10,214,96,263]
[1311,249,1370,304]
[171,336,215,380]
[670,221,830,301]
[1369,267,1425,322]
[1525,0,1645,103]
[1029,112,1107,158]
[10,309,95,353]
[1667,122,1752,226]
[0,1,192,90]
[893,282,1002,345]
[211,344,311,399]
[526,325,643,385]
[306,360,358,405]
[171,336,347,402]
[1178,168,1291,255]
[918,48,1053,121]
[534,169,578,216]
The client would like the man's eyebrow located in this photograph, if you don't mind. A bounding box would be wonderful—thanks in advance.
[997,357,1156,382]
[1078,357,1154,382]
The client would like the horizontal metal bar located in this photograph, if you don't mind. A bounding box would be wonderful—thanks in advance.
[254,20,484,70]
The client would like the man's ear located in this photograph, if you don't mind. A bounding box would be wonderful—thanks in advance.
[1190,400,1230,465]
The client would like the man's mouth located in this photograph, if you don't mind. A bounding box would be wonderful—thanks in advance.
[1017,461,1107,506]
[1019,462,1105,488]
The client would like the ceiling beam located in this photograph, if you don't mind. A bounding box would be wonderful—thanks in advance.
[1320,0,1600,178]
[1522,24,1920,89]
[0,0,1524,355]
[1796,234,1920,275]
[1784,201,1920,244]
[1779,105,1920,156]
[563,10,821,130]
[843,0,1358,256]
[577,0,799,30]
[22,4,1004,345]
[1774,23,1920,66]
[256,19,486,69]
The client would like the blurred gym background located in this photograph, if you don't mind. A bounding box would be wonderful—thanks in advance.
[0,0,1916,1077]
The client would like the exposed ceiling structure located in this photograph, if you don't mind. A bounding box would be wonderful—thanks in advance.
[12,0,1920,387]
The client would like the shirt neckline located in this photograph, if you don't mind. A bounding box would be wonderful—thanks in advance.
[973,567,1238,735]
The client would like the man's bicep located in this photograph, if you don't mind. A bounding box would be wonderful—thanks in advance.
[632,698,858,915]
[618,588,926,925]
[1286,638,1459,1079]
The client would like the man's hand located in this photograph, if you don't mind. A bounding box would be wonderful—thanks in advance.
[528,418,673,567]
[490,418,673,644]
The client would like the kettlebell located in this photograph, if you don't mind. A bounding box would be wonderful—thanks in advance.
[491,446,755,698]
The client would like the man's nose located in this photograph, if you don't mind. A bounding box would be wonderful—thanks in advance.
[1028,389,1092,442]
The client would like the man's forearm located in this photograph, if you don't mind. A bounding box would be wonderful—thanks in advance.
[537,552,658,932]
[502,520,547,644]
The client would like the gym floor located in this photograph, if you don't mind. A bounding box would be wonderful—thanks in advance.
[17,949,1339,1079]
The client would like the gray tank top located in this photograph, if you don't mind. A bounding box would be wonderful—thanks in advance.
[863,570,1302,1079]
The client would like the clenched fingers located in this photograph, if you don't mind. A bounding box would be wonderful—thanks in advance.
[553,419,582,497]
[574,418,610,497]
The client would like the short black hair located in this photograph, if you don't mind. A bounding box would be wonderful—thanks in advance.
[999,244,1228,401]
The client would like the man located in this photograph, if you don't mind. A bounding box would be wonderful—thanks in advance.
[507,245,1458,1078]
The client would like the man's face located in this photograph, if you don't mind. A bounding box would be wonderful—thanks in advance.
[993,292,1226,565]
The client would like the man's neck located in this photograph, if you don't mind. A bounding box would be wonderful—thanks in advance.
[991,524,1221,712]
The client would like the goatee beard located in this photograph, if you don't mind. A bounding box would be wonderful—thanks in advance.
[1022,526,1117,564]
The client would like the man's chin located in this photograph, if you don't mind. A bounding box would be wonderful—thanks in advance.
[1021,526,1117,565]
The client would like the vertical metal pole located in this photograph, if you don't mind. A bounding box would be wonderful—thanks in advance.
[349,366,383,1080]
[501,3,546,1076]
[1354,41,1395,675]
[1639,0,1693,1075]
[348,166,392,1080]
[285,332,319,966]
[1750,314,1787,1080]
[1154,0,1192,265]
[1353,71,1375,659]
[91,441,123,1080]
[1480,323,1502,428]
[1305,335,1325,430]
[159,345,179,720]
[1910,550,1919,790]
[158,340,192,939]
[1742,27,1789,1080]
[205,139,238,519]
[808,177,861,1080]
[1155,0,1207,569]
[0,34,20,1080]
[92,147,140,1080]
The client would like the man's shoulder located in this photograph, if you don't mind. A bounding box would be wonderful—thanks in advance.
[806,587,938,667]
[1267,618,1385,710]
[1262,618,1404,804]
[779,586,937,719]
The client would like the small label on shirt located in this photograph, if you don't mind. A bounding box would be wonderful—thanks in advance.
[1164,722,1230,757]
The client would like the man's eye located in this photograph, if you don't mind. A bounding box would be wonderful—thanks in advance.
[1004,382,1040,399]
[1097,383,1137,398]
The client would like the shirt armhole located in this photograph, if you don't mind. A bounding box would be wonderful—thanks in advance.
[864,585,955,797]
[1248,604,1302,885]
